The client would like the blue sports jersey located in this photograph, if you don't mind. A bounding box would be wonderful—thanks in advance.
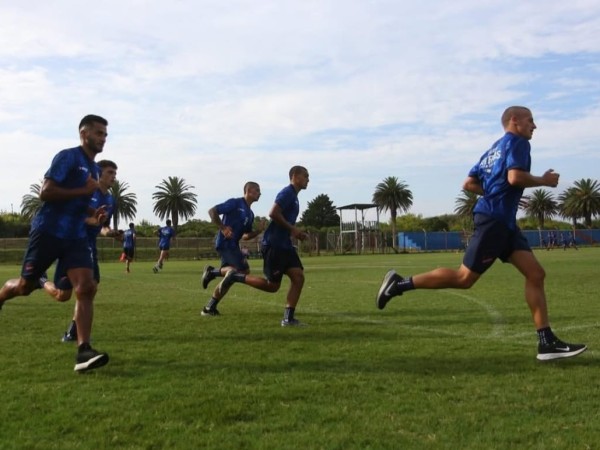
[468,132,531,230]
[86,190,115,254]
[31,146,99,239]
[123,229,136,249]
[214,197,255,250]
[262,184,299,249]
[158,226,175,247]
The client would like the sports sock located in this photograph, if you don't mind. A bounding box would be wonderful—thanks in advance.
[397,277,415,293]
[283,307,295,321]
[206,297,220,310]
[537,327,556,346]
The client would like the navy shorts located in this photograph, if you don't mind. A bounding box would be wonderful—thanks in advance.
[21,230,94,281]
[261,245,303,283]
[123,247,135,259]
[159,245,170,251]
[462,214,531,274]
[54,249,100,290]
[218,248,250,272]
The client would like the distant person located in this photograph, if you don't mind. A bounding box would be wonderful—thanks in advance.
[0,114,110,372]
[40,160,122,342]
[202,166,310,327]
[122,223,136,273]
[200,182,265,315]
[376,106,586,361]
[153,220,175,273]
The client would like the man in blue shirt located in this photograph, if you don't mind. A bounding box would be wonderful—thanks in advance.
[40,160,121,342]
[153,220,176,273]
[0,115,111,372]
[122,223,136,273]
[201,182,265,315]
[202,166,309,326]
[376,106,586,361]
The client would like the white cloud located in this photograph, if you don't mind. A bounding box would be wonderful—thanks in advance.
[1,0,600,224]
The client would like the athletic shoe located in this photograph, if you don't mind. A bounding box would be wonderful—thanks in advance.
[537,339,587,361]
[201,265,216,289]
[201,307,220,316]
[152,266,159,273]
[281,318,306,327]
[62,332,77,343]
[376,270,403,310]
[74,345,109,372]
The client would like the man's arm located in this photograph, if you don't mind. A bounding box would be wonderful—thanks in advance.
[39,175,99,202]
[508,168,559,188]
[269,203,307,241]
[462,176,484,196]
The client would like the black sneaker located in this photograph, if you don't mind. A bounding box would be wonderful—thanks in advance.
[201,265,216,289]
[74,345,109,372]
[201,307,220,316]
[62,332,77,343]
[537,339,587,361]
[281,318,306,327]
[376,270,403,310]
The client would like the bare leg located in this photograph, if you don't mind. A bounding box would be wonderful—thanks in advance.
[508,250,549,329]
[284,267,304,308]
[42,281,72,302]
[67,267,97,346]
[412,264,481,289]
[0,277,39,303]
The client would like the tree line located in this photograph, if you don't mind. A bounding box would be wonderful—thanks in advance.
[3,175,600,242]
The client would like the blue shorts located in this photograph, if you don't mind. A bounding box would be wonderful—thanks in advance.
[261,245,303,283]
[21,230,94,281]
[463,214,531,274]
[159,245,170,251]
[218,248,250,272]
[123,247,135,259]
[54,249,100,290]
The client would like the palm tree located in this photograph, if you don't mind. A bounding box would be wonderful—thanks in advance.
[110,179,138,230]
[372,176,413,250]
[152,176,198,230]
[20,180,43,221]
[454,189,479,217]
[558,187,579,227]
[558,178,600,228]
[523,188,557,229]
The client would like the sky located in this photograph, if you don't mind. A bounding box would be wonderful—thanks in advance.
[1,0,599,226]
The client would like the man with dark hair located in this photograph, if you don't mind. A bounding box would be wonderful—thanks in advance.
[0,114,110,372]
[122,223,136,273]
[201,181,265,316]
[376,106,587,361]
[40,160,121,342]
[153,220,176,273]
[203,166,310,327]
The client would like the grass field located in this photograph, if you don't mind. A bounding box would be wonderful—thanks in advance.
[1,249,599,450]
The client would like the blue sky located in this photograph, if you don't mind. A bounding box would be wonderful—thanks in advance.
[1,0,599,225]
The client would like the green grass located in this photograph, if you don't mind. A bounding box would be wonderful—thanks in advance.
[1,250,599,449]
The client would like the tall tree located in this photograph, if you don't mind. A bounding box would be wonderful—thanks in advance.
[454,189,479,217]
[110,179,138,230]
[558,178,600,228]
[523,188,557,229]
[20,180,43,221]
[299,194,340,229]
[152,176,198,230]
[372,176,413,250]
